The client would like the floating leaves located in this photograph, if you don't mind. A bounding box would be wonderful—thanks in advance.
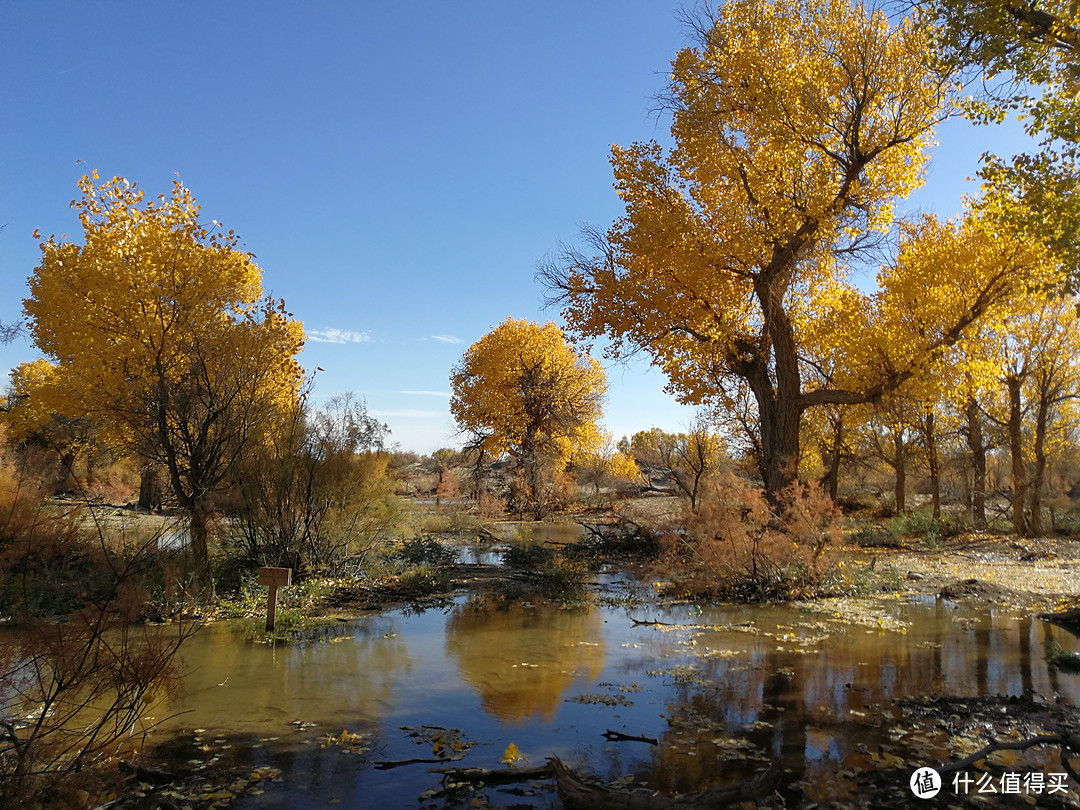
[321,728,370,756]
[796,597,911,633]
[567,690,634,706]
[401,725,475,761]
[646,663,706,685]
[501,742,523,765]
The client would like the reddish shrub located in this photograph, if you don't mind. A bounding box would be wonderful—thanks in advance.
[654,474,840,600]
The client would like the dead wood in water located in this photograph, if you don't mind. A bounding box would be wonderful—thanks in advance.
[549,756,782,810]
[630,617,675,627]
[475,525,502,542]
[938,733,1080,782]
[428,762,555,783]
[602,729,659,745]
[373,757,447,769]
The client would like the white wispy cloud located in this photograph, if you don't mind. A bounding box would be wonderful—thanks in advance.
[430,334,463,344]
[401,390,452,397]
[307,327,372,344]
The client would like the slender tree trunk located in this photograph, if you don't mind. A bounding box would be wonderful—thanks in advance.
[966,398,987,530]
[819,417,843,502]
[1007,376,1029,537]
[1031,393,1050,537]
[894,432,907,515]
[924,412,940,520]
[471,448,485,502]
[520,428,544,521]
[160,446,216,598]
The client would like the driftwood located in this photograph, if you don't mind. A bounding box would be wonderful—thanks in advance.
[373,757,448,769]
[119,760,176,786]
[549,756,782,810]
[602,729,659,745]
[630,617,676,627]
[476,525,502,542]
[939,733,1080,782]
[428,762,555,783]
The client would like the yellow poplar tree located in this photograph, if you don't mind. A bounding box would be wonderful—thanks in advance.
[2,360,100,490]
[969,292,1080,537]
[23,174,305,595]
[926,0,1080,285]
[577,432,644,499]
[450,318,606,518]
[543,0,959,498]
[818,211,1054,515]
[1025,302,1080,534]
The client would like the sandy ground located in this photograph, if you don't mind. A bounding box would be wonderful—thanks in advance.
[856,534,1080,612]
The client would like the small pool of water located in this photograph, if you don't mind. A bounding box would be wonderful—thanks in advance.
[490,522,588,545]
[147,592,1080,807]
[449,522,591,566]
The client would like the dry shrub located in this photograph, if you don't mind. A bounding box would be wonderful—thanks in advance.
[658,473,840,601]
[0,461,45,540]
[549,468,578,512]
[436,469,462,505]
[82,455,140,504]
[0,460,197,809]
[475,491,505,518]
[2,602,193,809]
[226,394,401,578]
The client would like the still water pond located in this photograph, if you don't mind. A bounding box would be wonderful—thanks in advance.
[153,593,1080,807]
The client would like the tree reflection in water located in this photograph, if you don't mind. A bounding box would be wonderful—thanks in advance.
[445,596,605,722]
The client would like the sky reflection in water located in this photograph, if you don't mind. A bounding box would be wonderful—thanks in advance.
[153,593,1080,807]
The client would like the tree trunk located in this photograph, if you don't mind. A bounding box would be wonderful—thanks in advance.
[471,448,486,502]
[894,432,906,515]
[188,498,216,600]
[59,449,78,493]
[924,412,940,520]
[966,398,987,530]
[1031,393,1050,537]
[517,427,544,520]
[752,382,801,502]
[1007,375,1029,537]
[819,416,843,502]
[752,274,802,502]
[160,449,216,599]
[138,461,163,511]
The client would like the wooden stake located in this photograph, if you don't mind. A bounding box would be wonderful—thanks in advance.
[256,567,292,633]
[266,584,279,632]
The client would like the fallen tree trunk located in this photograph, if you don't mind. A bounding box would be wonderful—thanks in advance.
[374,757,448,769]
[602,729,659,745]
[549,756,782,810]
[428,763,555,783]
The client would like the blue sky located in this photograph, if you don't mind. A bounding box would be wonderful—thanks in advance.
[0,2,1032,454]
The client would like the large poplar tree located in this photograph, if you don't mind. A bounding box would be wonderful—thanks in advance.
[24,174,305,596]
[543,0,1039,498]
[450,318,606,518]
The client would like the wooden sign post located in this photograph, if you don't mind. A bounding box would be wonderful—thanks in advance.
[256,567,292,632]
